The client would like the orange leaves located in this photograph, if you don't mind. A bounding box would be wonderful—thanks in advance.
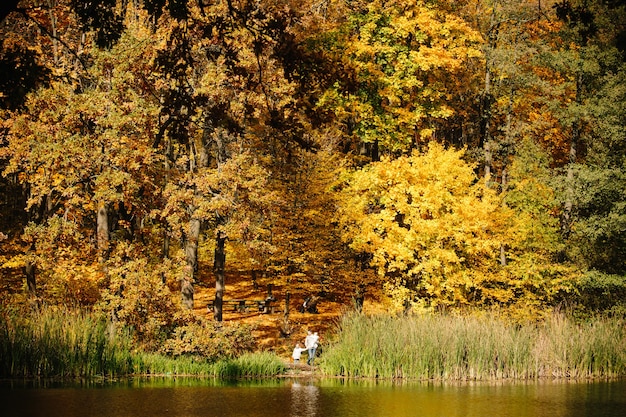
[1,22,165,302]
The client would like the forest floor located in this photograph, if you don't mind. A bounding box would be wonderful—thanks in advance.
[192,269,387,361]
[0,260,387,363]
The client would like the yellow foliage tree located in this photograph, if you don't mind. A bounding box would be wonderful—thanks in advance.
[336,143,509,311]
[317,0,483,154]
[3,25,161,304]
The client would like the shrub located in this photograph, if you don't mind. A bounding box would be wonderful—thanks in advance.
[98,251,181,350]
[161,320,256,360]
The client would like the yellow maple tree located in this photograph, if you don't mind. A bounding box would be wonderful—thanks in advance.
[336,142,509,311]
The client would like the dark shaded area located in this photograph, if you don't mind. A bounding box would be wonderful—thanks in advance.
[70,0,124,48]
[0,0,20,23]
[0,44,51,110]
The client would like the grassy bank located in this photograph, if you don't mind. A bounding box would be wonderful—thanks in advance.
[319,312,626,380]
[0,306,285,379]
[5,304,623,381]
[132,351,286,378]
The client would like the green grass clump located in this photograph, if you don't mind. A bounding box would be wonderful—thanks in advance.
[211,352,286,379]
[132,351,285,379]
[131,352,214,376]
[319,312,626,380]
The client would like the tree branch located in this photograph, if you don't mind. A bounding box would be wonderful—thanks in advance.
[16,8,88,72]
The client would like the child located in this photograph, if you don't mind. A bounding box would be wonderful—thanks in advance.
[292,343,307,363]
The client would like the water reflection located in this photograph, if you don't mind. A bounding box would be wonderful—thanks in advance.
[1,378,624,417]
[289,380,319,417]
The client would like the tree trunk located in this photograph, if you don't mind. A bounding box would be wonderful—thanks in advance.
[251,269,258,290]
[162,228,170,259]
[180,124,214,310]
[562,134,577,239]
[24,261,37,309]
[47,1,59,67]
[96,201,109,262]
[481,65,493,181]
[354,284,365,312]
[562,71,583,239]
[213,231,226,321]
[181,218,200,309]
[21,184,38,305]
[499,91,514,267]
[481,10,500,183]
[162,137,172,260]
[211,126,230,321]
[181,264,195,310]
[281,291,291,337]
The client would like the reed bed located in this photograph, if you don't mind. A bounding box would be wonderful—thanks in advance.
[319,312,626,380]
[0,306,286,379]
[0,306,134,378]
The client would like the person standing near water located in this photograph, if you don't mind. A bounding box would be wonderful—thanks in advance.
[305,330,320,365]
[304,331,314,365]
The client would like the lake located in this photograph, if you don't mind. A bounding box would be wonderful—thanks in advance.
[1,377,625,417]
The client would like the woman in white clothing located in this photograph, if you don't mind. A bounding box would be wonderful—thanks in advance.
[305,331,320,365]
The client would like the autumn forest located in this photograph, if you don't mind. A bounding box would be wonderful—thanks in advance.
[1,0,626,374]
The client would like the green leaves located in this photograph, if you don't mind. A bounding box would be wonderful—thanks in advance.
[566,166,626,274]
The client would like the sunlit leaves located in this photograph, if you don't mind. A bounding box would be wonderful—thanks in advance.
[317,0,483,153]
[162,148,276,246]
[7,34,161,214]
[1,0,624,321]
[3,26,162,295]
[337,143,507,309]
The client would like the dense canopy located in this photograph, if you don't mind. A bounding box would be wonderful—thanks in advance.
[1,0,625,336]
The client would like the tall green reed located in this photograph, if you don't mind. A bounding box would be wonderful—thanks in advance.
[319,312,626,380]
[0,306,133,378]
[0,305,287,379]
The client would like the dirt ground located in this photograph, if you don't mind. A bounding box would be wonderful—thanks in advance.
[192,271,386,359]
[1,263,386,361]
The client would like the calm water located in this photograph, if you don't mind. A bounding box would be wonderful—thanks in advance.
[1,377,625,417]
